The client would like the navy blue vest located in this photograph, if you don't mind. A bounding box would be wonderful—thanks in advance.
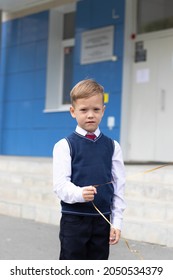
[61,132,114,216]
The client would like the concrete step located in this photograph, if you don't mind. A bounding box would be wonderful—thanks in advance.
[124,187,173,247]
[0,155,52,174]
[126,164,173,200]
[125,197,173,222]
[0,170,51,187]
[123,217,173,247]
[124,164,173,247]
[125,181,173,202]
[126,164,173,182]
[0,155,59,224]
[0,156,173,247]
[0,198,60,225]
[0,183,56,205]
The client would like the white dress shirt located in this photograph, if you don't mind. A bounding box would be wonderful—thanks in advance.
[53,125,126,230]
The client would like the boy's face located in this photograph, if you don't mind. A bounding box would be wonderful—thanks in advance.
[70,94,105,133]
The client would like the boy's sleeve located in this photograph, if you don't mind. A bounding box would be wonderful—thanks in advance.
[53,139,85,204]
[110,141,126,230]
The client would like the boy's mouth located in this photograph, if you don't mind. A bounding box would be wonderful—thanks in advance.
[86,121,95,125]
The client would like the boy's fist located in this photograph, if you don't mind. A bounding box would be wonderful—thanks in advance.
[82,186,97,201]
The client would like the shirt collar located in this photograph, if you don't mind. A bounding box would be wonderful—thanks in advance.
[76,125,100,137]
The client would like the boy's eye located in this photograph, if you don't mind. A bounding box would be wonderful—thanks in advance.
[79,108,101,112]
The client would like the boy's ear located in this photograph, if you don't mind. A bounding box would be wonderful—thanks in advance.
[70,106,76,118]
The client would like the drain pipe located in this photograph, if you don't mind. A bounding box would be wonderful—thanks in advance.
[0,10,1,44]
[0,10,2,153]
[0,10,2,50]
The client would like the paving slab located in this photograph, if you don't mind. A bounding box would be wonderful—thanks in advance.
[0,215,173,260]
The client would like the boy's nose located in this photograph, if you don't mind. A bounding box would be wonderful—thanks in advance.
[87,111,94,118]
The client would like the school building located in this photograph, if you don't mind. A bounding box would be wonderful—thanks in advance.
[0,0,172,162]
[0,0,173,247]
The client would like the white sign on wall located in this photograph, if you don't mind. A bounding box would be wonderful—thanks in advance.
[81,25,114,64]
[136,68,150,84]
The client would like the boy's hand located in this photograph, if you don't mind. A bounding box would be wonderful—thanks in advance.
[82,186,97,201]
[109,228,121,245]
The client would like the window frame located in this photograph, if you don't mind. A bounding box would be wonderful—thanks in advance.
[44,3,76,113]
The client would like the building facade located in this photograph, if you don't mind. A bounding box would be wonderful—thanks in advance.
[0,0,173,162]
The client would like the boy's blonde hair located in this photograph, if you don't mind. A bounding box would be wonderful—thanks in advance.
[70,79,104,106]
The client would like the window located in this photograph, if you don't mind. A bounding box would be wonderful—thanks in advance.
[62,12,75,105]
[45,4,75,112]
[63,45,74,104]
[137,0,173,34]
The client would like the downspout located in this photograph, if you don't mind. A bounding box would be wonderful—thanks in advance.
[0,10,3,153]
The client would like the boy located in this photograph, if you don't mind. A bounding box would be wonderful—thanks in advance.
[53,79,126,260]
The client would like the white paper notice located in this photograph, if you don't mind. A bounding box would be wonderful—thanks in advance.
[136,69,150,83]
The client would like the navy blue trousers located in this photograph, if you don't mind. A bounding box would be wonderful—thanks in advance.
[59,214,110,260]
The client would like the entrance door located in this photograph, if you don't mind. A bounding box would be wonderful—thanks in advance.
[155,37,173,161]
[129,36,173,162]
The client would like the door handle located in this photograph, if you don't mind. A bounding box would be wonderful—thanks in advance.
[161,89,166,111]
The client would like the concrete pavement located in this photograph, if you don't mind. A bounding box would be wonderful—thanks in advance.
[0,214,173,260]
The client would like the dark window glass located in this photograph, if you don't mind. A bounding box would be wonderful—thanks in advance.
[62,46,74,104]
[137,0,173,33]
[62,11,75,105]
[63,12,75,39]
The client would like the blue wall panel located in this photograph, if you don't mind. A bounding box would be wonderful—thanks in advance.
[74,0,125,142]
[90,0,124,27]
[6,46,20,73]
[0,0,125,157]
[5,72,34,101]
[0,11,53,156]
